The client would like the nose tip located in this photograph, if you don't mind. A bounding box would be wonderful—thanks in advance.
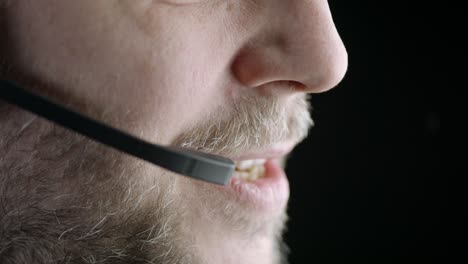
[305,43,349,93]
[231,1,348,94]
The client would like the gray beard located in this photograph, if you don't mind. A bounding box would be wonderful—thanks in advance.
[0,118,189,263]
[0,105,290,264]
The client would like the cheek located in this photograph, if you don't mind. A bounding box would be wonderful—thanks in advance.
[114,1,252,142]
[134,42,231,143]
[124,59,218,145]
[145,77,219,144]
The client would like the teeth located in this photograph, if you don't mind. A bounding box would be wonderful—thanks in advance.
[233,159,267,182]
[235,159,266,170]
[235,171,251,181]
[233,165,266,182]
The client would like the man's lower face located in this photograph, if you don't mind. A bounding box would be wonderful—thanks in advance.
[1,92,311,264]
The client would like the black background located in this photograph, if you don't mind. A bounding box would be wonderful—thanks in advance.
[285,1,460,260]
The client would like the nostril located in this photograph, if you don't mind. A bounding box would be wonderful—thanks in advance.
[287,81,308,91]
[256,80,308,95]
[275,80,308,92]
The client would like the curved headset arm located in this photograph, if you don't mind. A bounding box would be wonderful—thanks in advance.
[0,80,234,185]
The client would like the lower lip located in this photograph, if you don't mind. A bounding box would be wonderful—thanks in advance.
[226,159,290,213]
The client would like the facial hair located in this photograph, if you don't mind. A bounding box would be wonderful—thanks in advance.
[0,91,312,264]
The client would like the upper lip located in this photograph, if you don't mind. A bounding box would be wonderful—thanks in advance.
[229,141,296,161]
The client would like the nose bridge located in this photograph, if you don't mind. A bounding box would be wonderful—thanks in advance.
[232,0,348,93]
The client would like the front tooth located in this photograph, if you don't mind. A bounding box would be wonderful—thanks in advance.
[233,164,267,182]
[250,164,260,175]
[253,159,267,166]
[250,169,260,181]
[237,172,250,180]
[252,165,265,179]
[236,160,255,170]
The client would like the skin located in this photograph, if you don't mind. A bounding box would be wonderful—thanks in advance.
[0,1,347,263]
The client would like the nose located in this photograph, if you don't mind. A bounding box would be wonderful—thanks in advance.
[231,1,348,94]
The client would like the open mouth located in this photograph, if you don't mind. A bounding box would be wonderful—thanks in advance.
[223,142,297,212]
[229,141,295,183]
[232,159,267,182]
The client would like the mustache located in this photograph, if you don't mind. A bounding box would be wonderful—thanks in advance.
[172,93,313,157]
